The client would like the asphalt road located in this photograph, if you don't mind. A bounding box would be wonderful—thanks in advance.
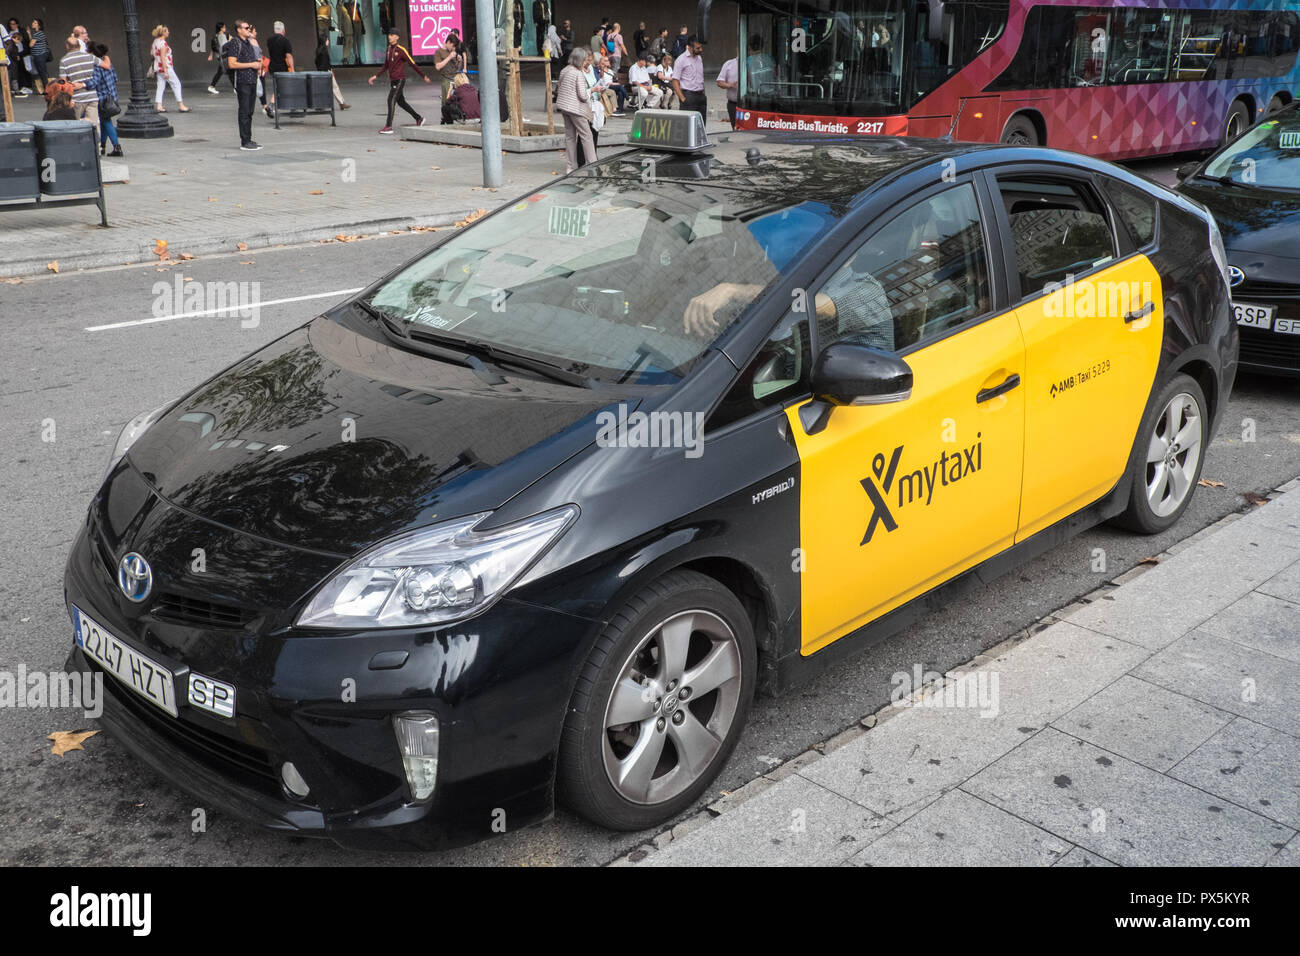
[2,168,1297,867]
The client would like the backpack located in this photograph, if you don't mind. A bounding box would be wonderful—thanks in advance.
[44,77,75,104]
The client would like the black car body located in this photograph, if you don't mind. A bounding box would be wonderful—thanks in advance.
[65,118,1237,850]
[1177,102,1300,376]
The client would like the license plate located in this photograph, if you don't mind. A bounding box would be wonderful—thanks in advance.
[188,672,236,719]
[73,605,178,717]
[1274,318,1300,336]
[1233,302,1275,329]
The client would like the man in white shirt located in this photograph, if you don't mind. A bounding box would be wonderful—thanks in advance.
[716,56,738,127]
[627,53,658,109]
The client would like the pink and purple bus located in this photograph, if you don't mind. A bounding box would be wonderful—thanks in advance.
[730,0,1299,159]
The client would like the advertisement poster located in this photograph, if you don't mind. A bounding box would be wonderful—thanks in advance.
[409,0,463,56]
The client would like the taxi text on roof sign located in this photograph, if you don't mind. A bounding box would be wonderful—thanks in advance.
[629,109,711,152]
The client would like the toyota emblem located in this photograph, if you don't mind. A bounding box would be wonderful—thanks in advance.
[1228,266,1245,288]
[117,552,153,603]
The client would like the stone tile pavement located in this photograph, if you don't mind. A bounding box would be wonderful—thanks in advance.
[618,477,1300,867]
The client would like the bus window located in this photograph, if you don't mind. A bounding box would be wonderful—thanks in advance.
[912,1,1009,101]
[1106,9,1173,84]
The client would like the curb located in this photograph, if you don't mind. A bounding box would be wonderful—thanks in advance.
[2,207,500,279]
[609,475,1300,865]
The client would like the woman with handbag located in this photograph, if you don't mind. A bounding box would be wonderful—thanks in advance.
[556,47,596,173]
[91,42,123,157]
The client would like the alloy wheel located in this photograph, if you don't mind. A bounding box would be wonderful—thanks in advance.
[602,609,743,806]
[1145,392,1203,518]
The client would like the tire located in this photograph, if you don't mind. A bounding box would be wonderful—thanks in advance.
[1112,373,1208,534]
[1265,94,1287,116]
[557,569,756,831]
[1221,100,1250,147]
[1000,114,1039,146]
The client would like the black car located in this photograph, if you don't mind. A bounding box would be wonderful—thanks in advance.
[1176,102,1300,376]
[65,113,1236,850]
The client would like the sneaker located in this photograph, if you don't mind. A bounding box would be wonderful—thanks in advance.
[379,126,394,134]
[108,146,124,158]
[207,85,220,94]
[613,111,625,116]
[240,141,263,151]
[416,116,426,127]
[264,106,275,119]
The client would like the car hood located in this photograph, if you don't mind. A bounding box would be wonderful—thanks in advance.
[1177,179,1300,259]
[124,315,632,555]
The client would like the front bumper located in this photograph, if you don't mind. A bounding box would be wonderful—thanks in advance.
[64,522,599,851]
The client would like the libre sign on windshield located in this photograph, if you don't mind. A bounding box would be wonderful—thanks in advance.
[549,206,591,238]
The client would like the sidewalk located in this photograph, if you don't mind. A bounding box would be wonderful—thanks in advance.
[616,478,1300,867]
[0,73,732,279]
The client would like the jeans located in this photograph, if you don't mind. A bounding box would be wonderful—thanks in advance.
[100,115,120,148]
[236,81,256,143]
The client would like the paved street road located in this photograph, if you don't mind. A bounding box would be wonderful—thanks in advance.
[2,192,1297,866]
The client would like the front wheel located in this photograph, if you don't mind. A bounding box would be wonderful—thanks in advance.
[1113,373,1207,534]
[557,569,756,831]
[1001,114,1040,146]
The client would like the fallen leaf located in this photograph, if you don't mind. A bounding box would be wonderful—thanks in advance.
[334,233,361,242]
[49,730,98,756]
[429,165,441,170]
[156,171,167,176]
[236,242,249,252]
[208,196,218,202]
[240,260,255,265]
[1138,556,1160,566]
[1197,478,1225,488]
[152,239,169,262]
[178,252,195,261]
[309,189,324,195]
[46,261,59,274]
[4,277,21,284]
[1242,491,1269,507]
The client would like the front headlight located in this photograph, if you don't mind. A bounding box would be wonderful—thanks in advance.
[105,405,170,481]
[296,505,579,629]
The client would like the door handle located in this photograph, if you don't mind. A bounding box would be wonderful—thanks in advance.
[976,373,1020,403]
[1125,302,1154,323]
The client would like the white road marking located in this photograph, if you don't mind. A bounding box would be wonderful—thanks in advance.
[85,288,366,332]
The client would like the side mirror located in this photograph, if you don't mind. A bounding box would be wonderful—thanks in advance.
[1175,161,1200,182]
[799,342,913,435]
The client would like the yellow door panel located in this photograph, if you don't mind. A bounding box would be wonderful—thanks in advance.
[1015,254,1164,541]
[788,311,1026,656]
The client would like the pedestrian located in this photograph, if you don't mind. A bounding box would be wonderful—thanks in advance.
[91,42,124,157]
[589,26,603,57]
[266,21,295,117]
[72,25,89,52]
[608,22,628,76]
[441,72,480,124]
[58,36,101,131]
[4,19,32,94]
[669,25,689,58]
[513,0,524,50]
[28,19,49,94]
[208,22,232,93]
[223,19,263,150]
[633,22,648,59]
[584,50,604,160]
[649,27,669,60]
[434,35,465,103]
[150,25,189,112]
[559,19,574,59]
[248,24,270,112]
[533,0,550,56]
[556,47,595,173]
[43,89,76,120]
[369,30,429,134]
[717,54,738,128]
[672,35,707,122]
[315,34,351,109]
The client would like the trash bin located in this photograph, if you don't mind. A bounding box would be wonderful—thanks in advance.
[0,122,39,203]
[304,72,334,110]
[32,121,99,197]
[273,72,309,111]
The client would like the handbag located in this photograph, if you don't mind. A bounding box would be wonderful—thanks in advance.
[101,95,121,118]
[590,94,605,131]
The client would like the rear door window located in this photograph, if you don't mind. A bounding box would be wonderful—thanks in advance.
[997,177,1118,297]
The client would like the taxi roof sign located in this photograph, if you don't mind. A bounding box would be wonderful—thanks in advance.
[629,110,711,153]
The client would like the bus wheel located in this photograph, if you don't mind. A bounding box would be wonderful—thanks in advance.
[1221,101,1251,146]
[1001,115,1039,147]
[1266,95,1287,115]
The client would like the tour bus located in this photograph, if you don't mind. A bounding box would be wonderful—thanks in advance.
[728,0,1300,159]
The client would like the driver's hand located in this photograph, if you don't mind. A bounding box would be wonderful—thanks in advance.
[684,282,755,338]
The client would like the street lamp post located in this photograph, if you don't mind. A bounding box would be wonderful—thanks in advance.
[116,0,173,137]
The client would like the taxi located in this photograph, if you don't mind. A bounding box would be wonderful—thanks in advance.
[64,112,1237,850]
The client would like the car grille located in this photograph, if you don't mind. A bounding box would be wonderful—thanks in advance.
[92,657,281,788]
[1239,326,1300,371]
[1236,280,1300,300]
[151,592,250,629]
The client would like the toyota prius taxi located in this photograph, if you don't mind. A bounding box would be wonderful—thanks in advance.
[65,112,1236,850]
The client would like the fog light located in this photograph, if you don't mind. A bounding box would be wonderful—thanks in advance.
[281,761,310,798]
[394,711,440,802]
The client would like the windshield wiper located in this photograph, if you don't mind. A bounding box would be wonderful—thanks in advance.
[405,325,596,389]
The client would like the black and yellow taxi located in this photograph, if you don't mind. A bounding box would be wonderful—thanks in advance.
[64,112,1237,850]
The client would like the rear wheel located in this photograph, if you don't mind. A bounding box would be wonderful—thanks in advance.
[1113,373,1207,534]
[1221,100,1251,146]
[1266,94,1288,116]
[557,569,756,831]
[1001,114,1039,146]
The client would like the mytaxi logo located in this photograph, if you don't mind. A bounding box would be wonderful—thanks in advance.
[860,435,984,545]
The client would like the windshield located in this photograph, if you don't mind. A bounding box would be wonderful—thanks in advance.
[1203,112,1300,191]
[366,179,840,384]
